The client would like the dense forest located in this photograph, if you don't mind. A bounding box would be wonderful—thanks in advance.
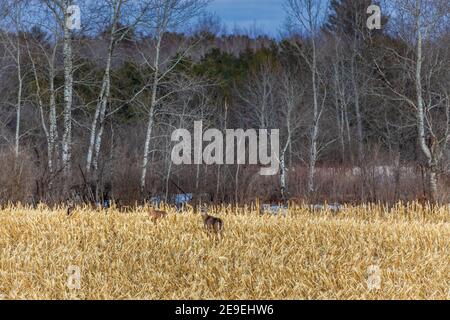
[0,0,449,206]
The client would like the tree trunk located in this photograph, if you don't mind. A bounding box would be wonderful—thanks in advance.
[28,41,54,175]
[235,164,240,204]
[281,96,292,200]
[49,48,59,172]
[414,0,436,203]
[61,7,74,177]
[308,122,318,194]
[165,152,173,203]
[333,59,346,163]
[429,167,438,203]
[350,51,363,164]
[87,26,115,176]
[15,57,22,158]
[308,37,319,194]
[280,151,287,201]
[92,108,107,175]
[140,37,161,194]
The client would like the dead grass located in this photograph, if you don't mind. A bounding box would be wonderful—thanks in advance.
[0,203,449,300]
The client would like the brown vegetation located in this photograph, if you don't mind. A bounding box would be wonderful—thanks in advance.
[0,203,449,299]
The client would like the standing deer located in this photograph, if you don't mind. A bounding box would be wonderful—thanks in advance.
[149,208,168,223]
[66,200,75,216]
[199,207,224,238]
[67,205,75,216]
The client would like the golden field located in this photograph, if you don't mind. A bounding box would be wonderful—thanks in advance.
[0,203,449,300]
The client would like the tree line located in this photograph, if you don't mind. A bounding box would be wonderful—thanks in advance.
[0,0,449,205]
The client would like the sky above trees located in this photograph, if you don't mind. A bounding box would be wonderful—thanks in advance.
[207,0,286,36]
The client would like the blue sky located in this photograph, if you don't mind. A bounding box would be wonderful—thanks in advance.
[207,0,286,36]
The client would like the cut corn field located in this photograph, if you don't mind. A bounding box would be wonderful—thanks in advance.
[0,203,449,300]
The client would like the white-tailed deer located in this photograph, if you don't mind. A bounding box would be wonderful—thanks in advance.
[199,207,224,238]
[66,200,75,216]
[149,208,168,223]
[67,206,75,216]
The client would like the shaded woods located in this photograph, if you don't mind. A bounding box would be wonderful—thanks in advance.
[0,0,449,206]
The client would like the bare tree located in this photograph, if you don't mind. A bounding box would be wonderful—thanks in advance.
[25,26,60,174]
[236,61,278,129]
[39,0,77,177]
[137,0,208,194]
[285,0,329,194]
[329,36,352,163]
[0,0,27,157]
[278,66,303,200]
[85,0,150,178]
[376,0,450,202]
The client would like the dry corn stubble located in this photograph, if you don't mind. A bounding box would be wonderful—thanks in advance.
[0,203,449,300]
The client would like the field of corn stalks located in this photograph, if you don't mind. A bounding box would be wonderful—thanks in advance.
[0,203,449,300]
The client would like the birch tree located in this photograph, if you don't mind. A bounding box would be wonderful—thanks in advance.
[85,0,124,177]
[39,0,79,177]
[279,66,303,200]
[285,0,329,194]
[85,0,150,178]
[61,0,74,176]
[411,0,450,202]
[35,10,61,173]
[138,0,207,194]
[330,37,352,163]
[25,25,61,175]
[376,0,450,202]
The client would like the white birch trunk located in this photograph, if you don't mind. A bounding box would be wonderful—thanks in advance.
[86,0,121,175]
[350,51,363,164]
[61,4,74,176]
[140,37,161,193]
[15,43,22,158]
[49,50,59,171]
[308,37,319,194]
[414,1,437,202]
[92,104,107,174]
[235,163,240,204]
[88,54,112,175]
[280,152,287,201]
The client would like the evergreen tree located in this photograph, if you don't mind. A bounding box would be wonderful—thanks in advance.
[325,0,385,38]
